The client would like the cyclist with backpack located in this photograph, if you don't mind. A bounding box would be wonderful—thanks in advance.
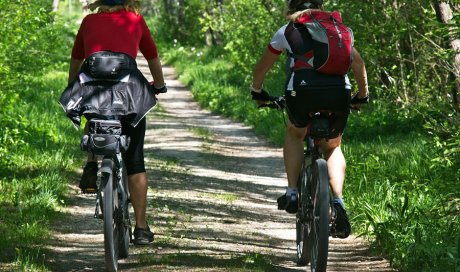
[250,0,369,238]
[65,0,166,245]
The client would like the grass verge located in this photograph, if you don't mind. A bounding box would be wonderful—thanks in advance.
[0,71,81,270]
[162,45,460,272]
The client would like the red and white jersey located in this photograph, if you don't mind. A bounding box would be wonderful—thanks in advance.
[268,22,351,91]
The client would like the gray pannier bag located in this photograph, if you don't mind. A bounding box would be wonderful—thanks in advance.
[81,119,130,155]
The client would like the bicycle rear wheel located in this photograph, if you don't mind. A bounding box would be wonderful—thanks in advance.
[101,159,119,272]
[309,159,330,272]
[296,162,312,265]
[117,164,130,259]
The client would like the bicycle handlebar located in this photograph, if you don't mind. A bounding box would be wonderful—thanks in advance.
[150,81,167,95]
[258,96,286,110]
[258,94,366,111]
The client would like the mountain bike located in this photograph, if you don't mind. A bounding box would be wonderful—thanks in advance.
[262,96,336,272]
[81,118,131,272]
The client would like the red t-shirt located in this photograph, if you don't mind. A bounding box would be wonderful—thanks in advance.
[71,10,158,60]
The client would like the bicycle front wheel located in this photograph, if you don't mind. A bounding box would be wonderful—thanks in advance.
[101,166,119,272]
[117,164,130,259]
[309,159,330,272]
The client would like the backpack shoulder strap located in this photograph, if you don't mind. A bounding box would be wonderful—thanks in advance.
[289,52,310,63]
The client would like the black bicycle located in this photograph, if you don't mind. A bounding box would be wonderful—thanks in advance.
[296,115,334,272]
[81,118,131,272]
[263,96,336,272]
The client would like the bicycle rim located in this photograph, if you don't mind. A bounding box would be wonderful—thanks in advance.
[102,171,118,272]
[296,163,311,265]
[309,159,329,272]
[117,165,130,259]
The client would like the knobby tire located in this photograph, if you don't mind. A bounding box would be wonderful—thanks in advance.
[309,159,329,272]
[296,161,312,265]
[102,168,119,272]
[117,164,130,259]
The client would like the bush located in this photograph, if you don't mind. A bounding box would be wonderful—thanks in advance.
[0,0,81,268]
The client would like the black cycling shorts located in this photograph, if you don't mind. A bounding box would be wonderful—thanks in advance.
[285,88,351,138]
[122,117,146,176]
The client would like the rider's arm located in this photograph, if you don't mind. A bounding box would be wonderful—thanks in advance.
[350,48,369,99]
[68,58,85,84]
[251,48,281,91]
[147,57,165,88]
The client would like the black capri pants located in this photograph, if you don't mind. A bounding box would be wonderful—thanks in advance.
[285,87,351,138]
[122,117,146,176]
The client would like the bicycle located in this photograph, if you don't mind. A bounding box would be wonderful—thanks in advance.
[262,96,338,272]
[81,118,131,272]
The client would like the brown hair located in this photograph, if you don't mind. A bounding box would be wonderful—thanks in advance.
[285,0,324,20]
[287,8,324,21]
[87,0,141,14]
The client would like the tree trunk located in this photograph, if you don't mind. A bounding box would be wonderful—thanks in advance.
[52,0,60,12]
[434,1,460,108]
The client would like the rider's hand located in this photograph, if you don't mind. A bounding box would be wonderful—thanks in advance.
[350,92,369,110]
[250,87,270,107]
[153,85,167,94]
[150,81,167,95]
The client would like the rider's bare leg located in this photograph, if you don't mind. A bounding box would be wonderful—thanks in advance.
[319,136,346,199]
[128,172,149,229]
[283,121,308,188]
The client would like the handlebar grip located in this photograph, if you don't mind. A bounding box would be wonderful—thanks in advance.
[258,95,286,110]
[351,94,369,104]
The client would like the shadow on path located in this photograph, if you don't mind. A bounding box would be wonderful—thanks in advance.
[43,61,395,272]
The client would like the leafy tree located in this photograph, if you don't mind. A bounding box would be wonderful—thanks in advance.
[0,0,69,169]
[151,1,460,270]
[433,1,460,107]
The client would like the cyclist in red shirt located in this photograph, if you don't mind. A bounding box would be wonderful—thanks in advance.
[250,0,369,238]
[67,0,165,245]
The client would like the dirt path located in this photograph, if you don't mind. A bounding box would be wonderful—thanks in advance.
[44,59,395,271]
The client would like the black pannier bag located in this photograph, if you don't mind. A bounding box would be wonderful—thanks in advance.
[81,119,130,155]
[82,51,137,80]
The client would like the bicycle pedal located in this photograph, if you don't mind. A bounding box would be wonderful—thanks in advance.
[330,207,337,222]
[81,188,97,194]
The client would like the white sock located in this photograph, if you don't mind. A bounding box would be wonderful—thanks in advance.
[334,197,345,208]
[286,187,298,196]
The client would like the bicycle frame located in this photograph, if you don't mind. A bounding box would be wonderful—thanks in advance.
[95,154,128,217]
[81,117,131,272]
[262,96,335,271]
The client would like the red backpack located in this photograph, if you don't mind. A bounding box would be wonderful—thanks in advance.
[293,10,354,75]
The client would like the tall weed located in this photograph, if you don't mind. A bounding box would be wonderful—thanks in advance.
[0,71,81,267]
[164,45,460,272]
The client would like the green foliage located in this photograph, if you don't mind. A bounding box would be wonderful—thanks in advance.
[157,1,460,270]
[145,0,213,47]
[344,124,460,271]
[0,71,81,267]
[330,0,454,105]
[0,0,68,88]
[220,0,285,75]
[0,0,81,269]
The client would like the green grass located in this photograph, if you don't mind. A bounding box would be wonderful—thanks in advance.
[163,45,460,272]
[0,70,82,269]
[344,127,460,271]
[198,192,239,204]
[189,127,214,141]
[137,250,272,271]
